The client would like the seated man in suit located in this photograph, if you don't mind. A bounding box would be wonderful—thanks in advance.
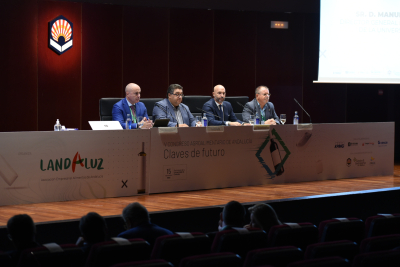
[112,83,153,129]
[152,84,197,127]
[202,85,244,126]
[242,85,280,125]
[118,202,173,247]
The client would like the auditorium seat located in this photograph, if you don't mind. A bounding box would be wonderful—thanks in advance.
[360,234,400,253]
[151,232,210,266]
[267,223,318,251]
[287,256,349,267]
[211,228,268,258]
[304,240,358,262]
[182,95,211,117]
[85,238,151,267]
[111,259,173,267]
[224,96,249,121]
[364,213,400,238]
[352,249,400,267]
[318,218,364,243]
[141,98,163,120]
[17,243,84,267]
[243,246,303,267]
[179,252,242,267]
[99,98,122,121]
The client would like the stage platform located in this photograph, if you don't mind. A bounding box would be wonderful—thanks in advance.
[1,166,399,227]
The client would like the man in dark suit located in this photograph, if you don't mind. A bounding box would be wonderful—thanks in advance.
[112,83,153,129]
[202,84,244,126]
[118,202,173,247]
[152,84,197,127]
[242,85,280,125]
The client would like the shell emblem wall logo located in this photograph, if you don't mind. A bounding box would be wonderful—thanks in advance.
[48,15,73,55]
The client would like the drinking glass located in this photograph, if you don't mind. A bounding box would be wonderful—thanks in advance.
[249,115,255,125]
[195,116,202,127]
[280,114,287,125]
[138,116,144,128]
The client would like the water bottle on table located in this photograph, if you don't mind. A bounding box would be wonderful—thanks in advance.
[54,119,61,131]
[293,111,299,125]
[202,115,208,126]
[126,114,132,129]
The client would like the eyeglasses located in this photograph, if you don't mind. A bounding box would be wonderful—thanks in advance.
[171,93,184,98]
[257,93,271,97]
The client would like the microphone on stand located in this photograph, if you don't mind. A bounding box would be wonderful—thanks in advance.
[155,103,179,127]
[196,108,222,119]
[294,98,312,124]
[236,101,255,115]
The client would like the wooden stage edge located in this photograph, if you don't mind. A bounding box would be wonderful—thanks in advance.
[1,166,400,227]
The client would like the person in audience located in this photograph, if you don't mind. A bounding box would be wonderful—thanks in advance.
[152,84,197,127]
[76,212,108,257]
[112,83,153,129]
[218,201,246,231]
[244,203,282,233]
[7,214,40,265]
[242,85,280,125]
[118,202,173,246]
[202,84,244,126]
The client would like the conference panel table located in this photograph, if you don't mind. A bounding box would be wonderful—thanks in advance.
[0,122,394,206]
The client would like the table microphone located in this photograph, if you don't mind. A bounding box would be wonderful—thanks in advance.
[196,108,222,119]
[294,98,312,124]
[236,101,255,115]
[155,103,179,127]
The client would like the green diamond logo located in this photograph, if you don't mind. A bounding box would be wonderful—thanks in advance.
[255,128,291,179]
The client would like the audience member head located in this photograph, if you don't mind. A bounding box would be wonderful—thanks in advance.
[248,203,281,232]
[122,202,150,229]
[7,214,36,249]
[213,84,226,104]
[79,212,108,244]
[167,84,184,107]
[125,83,141,104]
[219,201,246,230]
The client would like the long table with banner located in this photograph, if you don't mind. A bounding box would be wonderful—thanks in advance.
[0,122,394,206]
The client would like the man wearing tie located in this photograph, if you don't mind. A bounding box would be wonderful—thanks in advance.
[202,85,243,126]
[112,83,153,129]
[242,85,279,125]
[152,84,197,127]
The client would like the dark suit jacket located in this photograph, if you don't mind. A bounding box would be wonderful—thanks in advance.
[112,98,149,129]
[202,98,242,126]
[242,98,280,124]
[152,98,196,127]
[117,222,173,247]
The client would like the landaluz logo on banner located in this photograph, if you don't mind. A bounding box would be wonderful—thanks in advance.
[40,152,104,172]
[48,15,73,55]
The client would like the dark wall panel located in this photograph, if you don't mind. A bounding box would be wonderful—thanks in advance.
[38,0,82,130]
[122,7,169,98]
[82,3,123,129]
[0,0,38,132]
[256,13,304,122]
[169,9,214,96]
[302,13,346,124]
[214,10,257,97]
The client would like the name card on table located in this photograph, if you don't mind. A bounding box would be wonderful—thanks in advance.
[158,127,178,134]
[253,125,270,131]
[206,126,224,133]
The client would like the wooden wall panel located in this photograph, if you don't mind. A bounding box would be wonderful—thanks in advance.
[213,10,257,97]
[302,13,347,124]
[81,3,123,129]
[37,0,82,130]
[0,0,38,132]
[169,9,214,96]
[122,7,169,98]
[256,13,304,122]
